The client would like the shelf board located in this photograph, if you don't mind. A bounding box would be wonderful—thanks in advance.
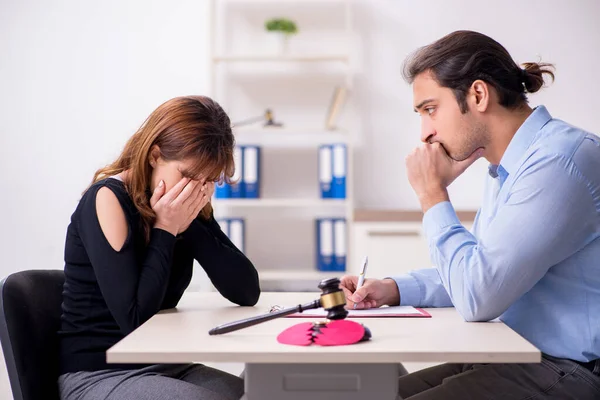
[225,0,349,4]
[259,269,343,282]
[213,55,349,63]
[233,128,350,147]
[212,198,347,207]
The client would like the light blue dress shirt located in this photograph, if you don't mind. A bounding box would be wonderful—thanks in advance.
[393,106,600,362]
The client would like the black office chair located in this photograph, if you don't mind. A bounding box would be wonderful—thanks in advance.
[0,270,64,400]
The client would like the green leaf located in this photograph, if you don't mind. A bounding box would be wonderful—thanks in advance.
[264,18,298,35]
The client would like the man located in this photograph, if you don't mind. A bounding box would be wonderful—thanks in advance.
[341,30,600,399]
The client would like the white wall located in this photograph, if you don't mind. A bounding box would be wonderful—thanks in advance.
[352,0,600,209]
[1,0,599,278]
[0,0,212,277]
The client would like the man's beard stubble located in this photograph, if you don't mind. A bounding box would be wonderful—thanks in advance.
[445,120,488,162]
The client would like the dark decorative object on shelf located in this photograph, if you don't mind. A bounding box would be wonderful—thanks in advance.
[233,108,284,128]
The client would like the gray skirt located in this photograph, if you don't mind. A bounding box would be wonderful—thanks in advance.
[58,364,244,400]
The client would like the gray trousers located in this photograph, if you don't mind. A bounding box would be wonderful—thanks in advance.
[58,364,244,400]
[397,355,600,399]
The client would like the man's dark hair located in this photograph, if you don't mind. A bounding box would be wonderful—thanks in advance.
[403,30,555,113]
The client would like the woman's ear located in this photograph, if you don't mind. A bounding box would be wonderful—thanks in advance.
[148,145,161,168]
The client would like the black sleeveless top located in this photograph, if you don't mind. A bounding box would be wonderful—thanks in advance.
[58,178,260,374]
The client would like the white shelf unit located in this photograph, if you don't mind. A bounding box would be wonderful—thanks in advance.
[258,269,341,292]
[221,0,349,4]
[206,0,355,292]
[232,127,351,148]
[213,55,350,63]
[212,198,348,208]
[259,269,341,281]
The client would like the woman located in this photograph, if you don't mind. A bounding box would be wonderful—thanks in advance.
[57,96,260,400]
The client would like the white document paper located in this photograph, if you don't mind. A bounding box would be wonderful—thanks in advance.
[288,305,428,318]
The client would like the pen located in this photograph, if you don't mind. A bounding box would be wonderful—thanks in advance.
[354,256,369,309]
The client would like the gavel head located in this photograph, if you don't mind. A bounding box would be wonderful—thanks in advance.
[317,278,348,320]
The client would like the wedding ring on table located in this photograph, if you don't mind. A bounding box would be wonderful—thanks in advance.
[269,305,283,313]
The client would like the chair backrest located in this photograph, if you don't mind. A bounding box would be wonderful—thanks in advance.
[0,270,65,400]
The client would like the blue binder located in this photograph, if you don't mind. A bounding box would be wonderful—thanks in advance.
[332,144,346,199]
[315,218,334,271]
[318,145,333,198]
[242,146,260,198]
[229,146,244,198]
[215,174,230,198]
[332,218,346,271]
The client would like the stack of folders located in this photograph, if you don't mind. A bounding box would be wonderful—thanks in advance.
[215,145,261,199]
[217,218,245,253]
[315,218,346,271]
[318,144,346,199]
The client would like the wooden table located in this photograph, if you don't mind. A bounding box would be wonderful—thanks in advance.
[107,292,540,400]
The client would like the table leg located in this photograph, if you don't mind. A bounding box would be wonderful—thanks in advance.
[241,363,399,400]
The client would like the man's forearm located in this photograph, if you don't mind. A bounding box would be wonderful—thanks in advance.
[390,269,453,307]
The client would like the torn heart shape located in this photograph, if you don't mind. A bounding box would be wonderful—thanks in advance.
[276,322,314,346]
[277,320,372,346]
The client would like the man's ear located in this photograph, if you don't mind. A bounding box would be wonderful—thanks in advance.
[148,145,161,168]
[470,79,490,113]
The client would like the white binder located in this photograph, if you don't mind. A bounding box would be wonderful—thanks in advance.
[319,145,333,198]
[318,219,334,270]
[229,219,245,253]
[217,219,230,237]
[333,218,346,271]
[230,146,243,197]
[332,144,346,199]
[243,146,259,198]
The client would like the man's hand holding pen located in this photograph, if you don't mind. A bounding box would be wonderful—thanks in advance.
[339,276,401,310]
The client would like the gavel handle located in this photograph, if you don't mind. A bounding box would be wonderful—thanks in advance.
[208,300,322,335]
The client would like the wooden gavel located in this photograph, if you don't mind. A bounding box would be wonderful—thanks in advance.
[208,278,348,335]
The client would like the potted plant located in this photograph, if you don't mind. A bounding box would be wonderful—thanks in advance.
[265,18,298,55]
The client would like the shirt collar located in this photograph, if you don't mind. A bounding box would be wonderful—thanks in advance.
[487,164,508,186]
[489,105,552,177]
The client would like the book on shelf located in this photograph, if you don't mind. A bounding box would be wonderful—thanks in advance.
[325,86,348,130]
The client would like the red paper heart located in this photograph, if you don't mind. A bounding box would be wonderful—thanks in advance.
[313,320,366,346]
[277,322,314,346]
[277,320,370,346]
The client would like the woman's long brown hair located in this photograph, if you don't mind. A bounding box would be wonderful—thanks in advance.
[90,96,235,242]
